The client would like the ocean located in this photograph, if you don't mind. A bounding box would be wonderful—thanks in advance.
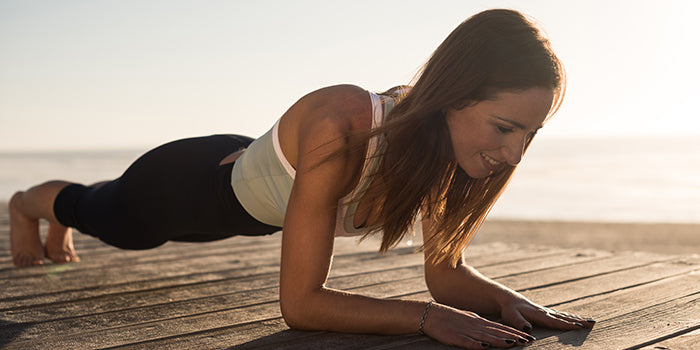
[1,136,698,224]
[490,136,700,223]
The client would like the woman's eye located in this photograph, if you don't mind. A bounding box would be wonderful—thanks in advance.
[497,126,514,134]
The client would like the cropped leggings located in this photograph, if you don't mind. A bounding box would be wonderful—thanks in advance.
[53,135,280,250]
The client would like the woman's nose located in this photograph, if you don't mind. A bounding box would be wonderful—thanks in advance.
[502,137,525,166]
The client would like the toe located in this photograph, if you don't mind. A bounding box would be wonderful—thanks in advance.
[14,253,44,267]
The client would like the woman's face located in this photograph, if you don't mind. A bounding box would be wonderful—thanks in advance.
[445,87,554,178]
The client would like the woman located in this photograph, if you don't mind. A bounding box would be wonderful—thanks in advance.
[9,9,594,349]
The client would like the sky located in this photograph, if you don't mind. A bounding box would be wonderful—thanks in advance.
[1,0,699,152]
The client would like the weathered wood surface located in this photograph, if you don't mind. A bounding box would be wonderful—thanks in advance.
[1,213,698,349]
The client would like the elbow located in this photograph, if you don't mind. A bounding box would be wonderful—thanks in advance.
[279,289,321,331]
[280,301,308,330]
[426,281,452,305]
[424,263,463,304]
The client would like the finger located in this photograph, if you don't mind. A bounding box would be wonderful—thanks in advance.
[548,311,596,328]
[501,308,534,334]
[538,311,590,330]
[452,317,533,347]
[563,311,596,325]
[477,331,532,348]
[467,321,533,346]
[482,318,533,339]
[522,306,595,331]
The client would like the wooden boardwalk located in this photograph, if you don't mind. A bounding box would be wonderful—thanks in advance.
[1,212,698,349]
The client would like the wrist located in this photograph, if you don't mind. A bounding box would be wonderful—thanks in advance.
[418,299,434,335]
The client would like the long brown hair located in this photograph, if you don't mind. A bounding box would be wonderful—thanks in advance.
[356,9,566,267]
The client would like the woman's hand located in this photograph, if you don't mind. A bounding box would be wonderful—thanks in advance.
[423,302,534,349]
[499,293,596,333]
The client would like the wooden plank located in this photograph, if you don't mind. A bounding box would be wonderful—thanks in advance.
[520,255,700,306]
[328,247,613,292]
[75,253,693,350]
[0,301,285,350]
[520,269,700,348]
[337,250,639,300]
[0,239,283,283]
[463,242,569,267]
[360,257,700,348]
[0,243,424,310]
[3,264,430,350]
[108,318,326,350]
[3,261,421,329]
[0,228,378,266]
[0,241,556,312]
[0,263,280,310]
[362,271,700,350]
[0,248,632,347]
[0,244,566,349]
[637,328,700,350]
[550,271,700,322]
[165,254,696,348]
[0,234,385,286]
[3,210,696,350]
[497,251,672,292]
[1,246,434,343]
[3,242,576,331]
[347,250,672,305]
[0,238,389,310]
[530,293,700,349]
[1,252,280,299]
[1,242,554,333]
[21,254,688,350]
[1,235,282,271]
[0,225,285,267]
[380,266,700,348]
[234,331,426,350]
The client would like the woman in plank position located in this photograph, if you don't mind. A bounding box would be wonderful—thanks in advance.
[9,9,594,349]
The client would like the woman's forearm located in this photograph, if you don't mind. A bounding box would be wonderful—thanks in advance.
[281,286,428,334]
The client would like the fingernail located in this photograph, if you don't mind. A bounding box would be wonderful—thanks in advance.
[518,338,528,343]
[586,318,596,323]
[575,322,584,327]
[505,339,515,344]
[526,335,536,341]
[481,342,490,348]
[523,325,532,333]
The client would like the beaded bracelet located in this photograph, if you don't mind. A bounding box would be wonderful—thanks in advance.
[418,299,434,335]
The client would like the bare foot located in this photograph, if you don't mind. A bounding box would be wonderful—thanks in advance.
[45,223,80,264]
[9,192,45,267]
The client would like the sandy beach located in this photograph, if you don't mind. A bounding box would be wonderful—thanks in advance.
[477,219,699,256]
[1,202,698,257]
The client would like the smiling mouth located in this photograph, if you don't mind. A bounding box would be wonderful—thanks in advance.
[481,153,501,170]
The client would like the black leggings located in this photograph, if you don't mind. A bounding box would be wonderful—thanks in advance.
[53,135,280,250]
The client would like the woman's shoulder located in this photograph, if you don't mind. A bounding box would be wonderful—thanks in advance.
[276,85,374,172]
[299,84,372,123]
[284,84,374,140]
